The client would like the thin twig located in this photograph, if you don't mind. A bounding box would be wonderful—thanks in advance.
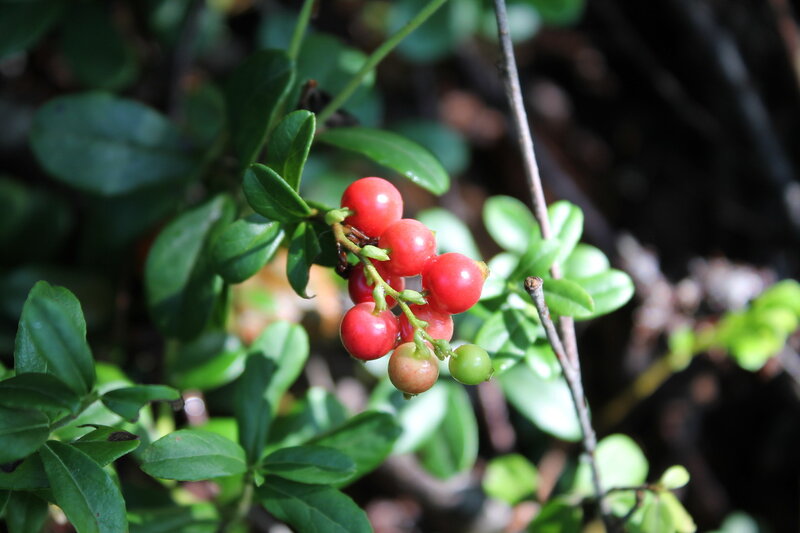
[288,0,316,61]
[525,277,613,529]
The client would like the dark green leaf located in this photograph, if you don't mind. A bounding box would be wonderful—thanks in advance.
[391,0,480,63]
[128,503,219,533]
[181,83,227,149]
[250,321,310,410]
[417,208,481,259]
[572,270,634,320]
[266,110,316,191]
[418,382,478,479]
[234,354,275,465]
[528,497,583,533]
[40,441,127,533]
[307,411,401,484]
[309,220,339,268]
[72,426,140,466]
[14,281,95,394]
[548,201,583,265]
[60,2,138,90]
[140,429,247,481]
[211,214,284,284]
[498,363,580,441]
[145,195,235,340]
[391,119,470,175]
[562,244,610,279]
[5,491,48,533]
[168,332,246,391]
[483,453,539,505]
[0,0,64,58]
[543,278,594,318]
[262,445,356,484]
[522,0,586,26]
[258,476,371,533]
[482,195,537,254]
[101,385,180,422]
[242,164,312,223]
[0,454,49,490]
[0,373,79,415]
[225,50,294,167]
[30,92,200,196]
[510,239,561,280]
[267,387,348,449]
[318,127,449,195]
[0,489,7,514]
[286,222,321,298]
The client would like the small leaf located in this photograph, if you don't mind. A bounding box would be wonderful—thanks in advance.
[547,201,584,265]
[572,269,634,320]
[528,497,583,533]
[101,385,181,422]
[258,476,371,533]
[243,164,312,223]
[5,491,48,533]
[562,243,610,278]
[0,373,80,414]
[475,308,544,374]
[145,195,235,340]
[543,278,595,318]
[140,429,247,481]
[234,354,275,465]
[417,208,481,259]
[266,110,316,191]
[72,426,140,466]
[14,281,95,394]
[483,453,539,505]
[250,321,310,412]
[267,387,348,449]
[286,221,321,298]
[168,332,247,391]
[40,441,127,533]
[661,492,697,533]
[307,411,401,485]
[0,406,50,464]
[0,0,64,58]
[510,238,561,280]
[573,434,648,495]
[418,382,478,479]
[226,50,294,167]
[483,195,538,254]
[30,92,200,196]
[660,465,691,490]
[211,214,284,284]
[318,127,449,195]
[390,119,470,175]
[262,445,356,484]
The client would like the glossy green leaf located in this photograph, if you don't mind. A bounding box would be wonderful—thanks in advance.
[262,445,356,484]
[128,503,219,533]
[168,332,246,391]
[286,221,321,298]
[528,498,583,533]
[243,164,312,223]
[258,476,371,533]
[0,0,64,58]
[318,127,449,195]
[483,453,539,505]
[629,492,675,533]
[480,252,518,300]
[498,363,580,441]
[0,373,80,414]
[5,491,48,533]
[572,269,634,319]
[0,454,49,490]
[267,387,348,449]
[510,238,561,280]
[140,429,247,481]
[225,50,294,167]
[210,214,284,284]
[60,2,138,90]
[543,278,594,318]
[391,119,470,175]
[562,243,610,279]
[418,382,478,479]
[72,426,140,466]
[234,353,275,465]
[145,195,235,340]
[474,308,544,374]
[307,411,401,484]
[30,92,199,196]
[483,195,538,254]
[574,434,648,495]
[660,465,690,490]
[661,492,696,532]
[250,321,310,412]
[548,201,584,265]
[266,110,316,191]
[525,341,561,381]
[14,281,95,394]
[101,385,180,422]
[417,207,481,259]
[40,441,127,533]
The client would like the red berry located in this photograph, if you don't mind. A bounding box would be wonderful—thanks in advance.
[399,305,453,343]
[379,219,437,277]
[339,302,399,361]
[422,253,486,314]
[340,177,403,237]
[348,263,405,308]
[388,342,439,395]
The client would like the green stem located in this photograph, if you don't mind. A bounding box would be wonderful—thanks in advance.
[316,0,449,124]
[288,0,315,61]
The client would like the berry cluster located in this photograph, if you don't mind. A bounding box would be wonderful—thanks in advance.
[335,177,493,395]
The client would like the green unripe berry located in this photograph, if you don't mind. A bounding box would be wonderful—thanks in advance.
[449,344,492,385]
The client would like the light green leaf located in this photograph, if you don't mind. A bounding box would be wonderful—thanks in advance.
[318,127,449,195]
[474,308,544,374]
[211,214,284,284]
[661,492,696,533]
[266,110,316,191]
[562,244,610,278]
[286,221,321,298]
[140,429,247,481]
[483,195,538,253]
[417,208,481,259]
[168,332,246,391]
[574,434,648,495]
[267,387,348,450]
[101,385,180,422]
[0,0,64,58]
[543,278,594,318]
[418,382,478,479]
[510,238,561,280]
[572,269,634,319]
[660,465,690,490]
[483,453,538,505]
[262,445,356,484]
[547,201,584,265]
[40,441,127,533]
[250,321,310,413]
[528,497,583,532]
